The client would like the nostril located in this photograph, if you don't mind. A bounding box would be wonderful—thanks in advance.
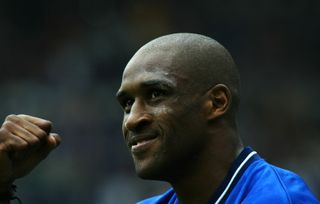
[135,119,152,132]
[125,113,152,132]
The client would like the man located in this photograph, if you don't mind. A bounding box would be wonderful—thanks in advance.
[0,33,319,203]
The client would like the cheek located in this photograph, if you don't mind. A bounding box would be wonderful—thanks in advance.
[164,103,205,142]
[153,105,174,116]
[154,101,202,138]
[156,107,185,140]
[156,107,178,132]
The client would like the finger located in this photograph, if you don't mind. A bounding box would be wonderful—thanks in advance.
[48,133,61,149]
[0,130,29,153]
[31,133,61,162]
[16,114,52,133]
[1,121,40,161]
[5,115,49,141]
[12,134,61,162]
[2,120,41,148]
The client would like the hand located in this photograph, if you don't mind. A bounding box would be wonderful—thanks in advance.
[0,114,61,190]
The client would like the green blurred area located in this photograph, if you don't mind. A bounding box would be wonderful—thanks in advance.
[0,0,319,203]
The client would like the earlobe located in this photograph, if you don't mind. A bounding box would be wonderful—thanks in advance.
[206,84,231,120]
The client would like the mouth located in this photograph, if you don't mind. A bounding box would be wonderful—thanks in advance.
[128,134,159,153]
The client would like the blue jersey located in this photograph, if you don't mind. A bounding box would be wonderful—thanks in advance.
[137,147,319,204]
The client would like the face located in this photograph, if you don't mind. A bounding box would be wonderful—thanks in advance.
[116,49,209,181]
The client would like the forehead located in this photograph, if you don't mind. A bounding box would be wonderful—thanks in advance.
[119,49,184,89]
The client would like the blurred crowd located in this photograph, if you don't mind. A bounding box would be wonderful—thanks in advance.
[0,0,319,203]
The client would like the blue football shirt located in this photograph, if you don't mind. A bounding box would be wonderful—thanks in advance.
[137,147,319,204]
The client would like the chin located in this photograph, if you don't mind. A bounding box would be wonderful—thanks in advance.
[134,162,168,181]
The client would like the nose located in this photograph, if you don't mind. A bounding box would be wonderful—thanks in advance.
[124,100,152,132]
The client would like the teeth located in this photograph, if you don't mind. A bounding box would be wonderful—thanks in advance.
[132,139,152,148]
[138,140,147,145]
[133,140,146,146]
[130,136,157,148]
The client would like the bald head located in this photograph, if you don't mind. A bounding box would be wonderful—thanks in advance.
[126,33,240,114]
[118,33,242,179]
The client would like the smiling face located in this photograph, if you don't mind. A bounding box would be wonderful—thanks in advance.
[116,49,209,180]
[116,33,241,181]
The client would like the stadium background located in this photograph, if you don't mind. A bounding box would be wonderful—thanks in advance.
[0,0,319,203]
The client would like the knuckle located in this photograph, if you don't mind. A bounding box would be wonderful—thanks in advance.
[4,115,22,128]
[2,121,20,133]
[0,128,9,138]
[0,128,12,143]
[2,120,13,129]
[5,114,17,121]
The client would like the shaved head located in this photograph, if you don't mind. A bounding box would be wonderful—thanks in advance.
[118,33,242,181]
[127,33,240,115]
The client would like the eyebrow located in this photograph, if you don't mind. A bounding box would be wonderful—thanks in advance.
[140,79,175,89]
[116,79,175,99]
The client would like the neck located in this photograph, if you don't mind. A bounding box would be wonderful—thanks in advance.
[169,128,243,204]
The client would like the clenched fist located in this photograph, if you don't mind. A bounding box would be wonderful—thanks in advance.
[0,114,61,195]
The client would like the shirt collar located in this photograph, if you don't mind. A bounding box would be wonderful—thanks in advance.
[208,147,261,204]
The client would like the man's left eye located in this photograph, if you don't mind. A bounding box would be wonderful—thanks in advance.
[150,90,163,99]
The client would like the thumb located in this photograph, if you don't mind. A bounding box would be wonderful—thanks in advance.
[37,133,61,160]
[48,133,61,149]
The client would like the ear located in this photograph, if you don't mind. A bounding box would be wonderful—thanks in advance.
[204,84,231,120]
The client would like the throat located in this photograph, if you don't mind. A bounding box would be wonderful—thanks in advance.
[168,151,237,204]
[172,170,228,204]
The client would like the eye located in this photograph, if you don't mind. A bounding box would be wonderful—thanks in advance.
[123,98,134,113]
[150,90,164,99]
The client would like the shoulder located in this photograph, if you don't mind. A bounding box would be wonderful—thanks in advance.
[136,188,176,204]
[267,164,319,203]
[238,159,319,203]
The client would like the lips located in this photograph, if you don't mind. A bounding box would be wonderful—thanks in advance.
[128,134,159,153]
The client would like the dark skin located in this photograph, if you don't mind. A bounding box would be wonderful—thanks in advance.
[0,33,242,204]
[117,34,243,203]
[0,114,60,204]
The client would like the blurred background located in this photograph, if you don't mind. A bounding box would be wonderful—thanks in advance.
[0,0,319,203]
